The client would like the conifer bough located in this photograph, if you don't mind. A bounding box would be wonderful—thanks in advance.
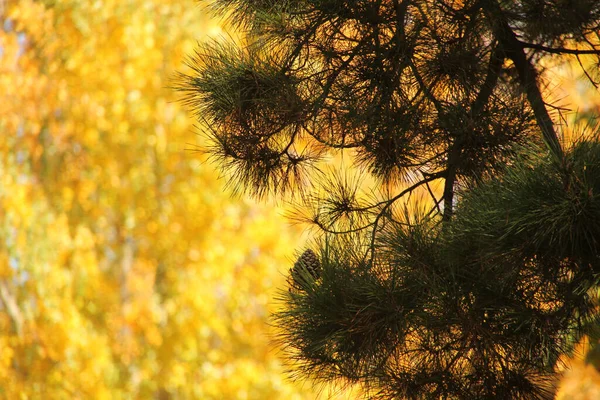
[177,0,600,398]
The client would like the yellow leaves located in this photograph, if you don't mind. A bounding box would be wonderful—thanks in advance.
[0,338,15,372]
[61,186,75,210]
[0,254,13,279]
[2,183,31,229]
[37,312,70,362]
[0,0,328,398]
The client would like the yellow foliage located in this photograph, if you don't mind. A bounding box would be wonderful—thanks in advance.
[0,1,332,398]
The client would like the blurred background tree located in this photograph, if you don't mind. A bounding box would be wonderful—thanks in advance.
[0,0,351,398]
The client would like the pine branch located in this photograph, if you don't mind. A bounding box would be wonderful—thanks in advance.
[442,43,504,221]
[483,0,564,159]
[369,171,444,261]
[520,42,600,55]
[180,1,600,397]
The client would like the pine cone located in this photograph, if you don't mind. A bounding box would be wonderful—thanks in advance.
[289,249,321,291]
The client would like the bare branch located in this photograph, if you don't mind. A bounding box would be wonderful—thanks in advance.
[520,42,600,55]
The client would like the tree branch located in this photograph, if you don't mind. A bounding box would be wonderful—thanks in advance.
[482,0,564,159]
[442,43,503,222]
[520,42,600,55]
[369,171,445,260]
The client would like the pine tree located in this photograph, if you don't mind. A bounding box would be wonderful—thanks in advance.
[177,0,600,398]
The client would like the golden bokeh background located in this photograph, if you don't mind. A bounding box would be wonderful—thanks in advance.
[0,0,599,398]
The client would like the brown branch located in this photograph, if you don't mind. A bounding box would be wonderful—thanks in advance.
[369,171,445,261]
[482,0,564,160]
[443,44,504,221]
[520,42,600,55]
